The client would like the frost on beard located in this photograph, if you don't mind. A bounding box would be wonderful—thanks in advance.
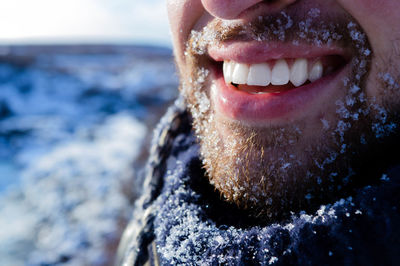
[181,8,399,220]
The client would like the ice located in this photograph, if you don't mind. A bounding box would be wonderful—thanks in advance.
[281,163,291,170]
[380,174,390,181]
[349,85,360,94]
[269,256,278,264]
[380,72,400,90]
[188,8,350,57]
[308,8,321,18]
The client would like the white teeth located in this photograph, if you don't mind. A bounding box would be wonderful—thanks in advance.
[290,58,308,87]
[247,63,271,86]
[231,63,249,84]
[223,58,325,87]
[271,59,290,85]
[223,61,233,84]
[309,60,323,82]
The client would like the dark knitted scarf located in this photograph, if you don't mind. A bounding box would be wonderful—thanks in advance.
[118,100,400,266]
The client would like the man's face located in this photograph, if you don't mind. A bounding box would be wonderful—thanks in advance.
[167,0,400,219]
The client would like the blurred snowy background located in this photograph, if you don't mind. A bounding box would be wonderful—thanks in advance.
[0,0,171,46]
[0,1,178,265]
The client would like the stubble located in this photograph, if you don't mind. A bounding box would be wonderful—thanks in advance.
[179,9,400,221]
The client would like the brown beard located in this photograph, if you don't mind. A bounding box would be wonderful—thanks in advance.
[179,9,400,221]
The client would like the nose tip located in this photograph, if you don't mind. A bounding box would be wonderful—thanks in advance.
[201,0,297,20]
[201,0,263,19]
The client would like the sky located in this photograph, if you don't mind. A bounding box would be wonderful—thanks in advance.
[0,0,172,47]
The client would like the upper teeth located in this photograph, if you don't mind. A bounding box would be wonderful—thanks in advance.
[223,58,323,87]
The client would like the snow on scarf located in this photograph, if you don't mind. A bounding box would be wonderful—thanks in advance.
[118,99,400,266]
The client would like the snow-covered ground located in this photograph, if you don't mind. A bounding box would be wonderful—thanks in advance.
[0,45,178,265]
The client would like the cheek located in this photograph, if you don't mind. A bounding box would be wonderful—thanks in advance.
[167,1,206,68]
[338,0,400,19]
[337,0,400,53]
[337,0,400,99]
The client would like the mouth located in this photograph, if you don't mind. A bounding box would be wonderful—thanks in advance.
[207,42,351,125]
[224,55,345,93]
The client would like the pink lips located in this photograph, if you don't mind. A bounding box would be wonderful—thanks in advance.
[208,42,350,125]
[208,42,349,64]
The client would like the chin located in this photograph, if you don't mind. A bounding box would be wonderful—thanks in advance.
[179,9,400,221]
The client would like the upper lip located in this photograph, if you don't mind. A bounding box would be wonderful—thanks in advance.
[207,41,351,64]
[202,38,353,124]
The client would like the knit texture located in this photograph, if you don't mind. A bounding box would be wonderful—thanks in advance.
[118,101,400,265]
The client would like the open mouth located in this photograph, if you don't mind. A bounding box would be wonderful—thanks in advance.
[206,42,352,124]
[223,55,346,94]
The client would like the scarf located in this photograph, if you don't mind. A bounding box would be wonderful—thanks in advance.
[118,99,400,265]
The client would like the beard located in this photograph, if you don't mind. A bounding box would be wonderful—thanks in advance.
[179,9,400,221]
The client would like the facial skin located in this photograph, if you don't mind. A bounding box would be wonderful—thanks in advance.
[167,0,400,220]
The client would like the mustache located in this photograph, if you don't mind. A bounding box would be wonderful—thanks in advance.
[188,9,367,55]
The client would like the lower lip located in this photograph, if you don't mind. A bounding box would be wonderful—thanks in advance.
[211,65,346,125]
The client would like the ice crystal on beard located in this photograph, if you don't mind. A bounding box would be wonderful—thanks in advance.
[332,32,342,41]
[342,77,349,86]
[369,103,397,138]
[347,22,366,42]
[188,25,223,56]
[271,14,291,41]
[380,72,400,90]
[308,8,320,18]
[195,91,210,115]
[268,256,278,264]
[380,174,389,181]
[345,95,356,107]
[320,29,332,42]
[187,67,210,118]
[315,151,339,171]
[195,68,209,85]
[360,134,366,144]
[374,105,388,124]
[184,8,380,220]
[335,120,351,142]
[349,85,361,94]
[359,59,367,69]
[358,92,366,103]
[336,100,350,119]
[372,122,397,139]
[281,11,293,29]
[189,30,207,55]
[281,163,291,170]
